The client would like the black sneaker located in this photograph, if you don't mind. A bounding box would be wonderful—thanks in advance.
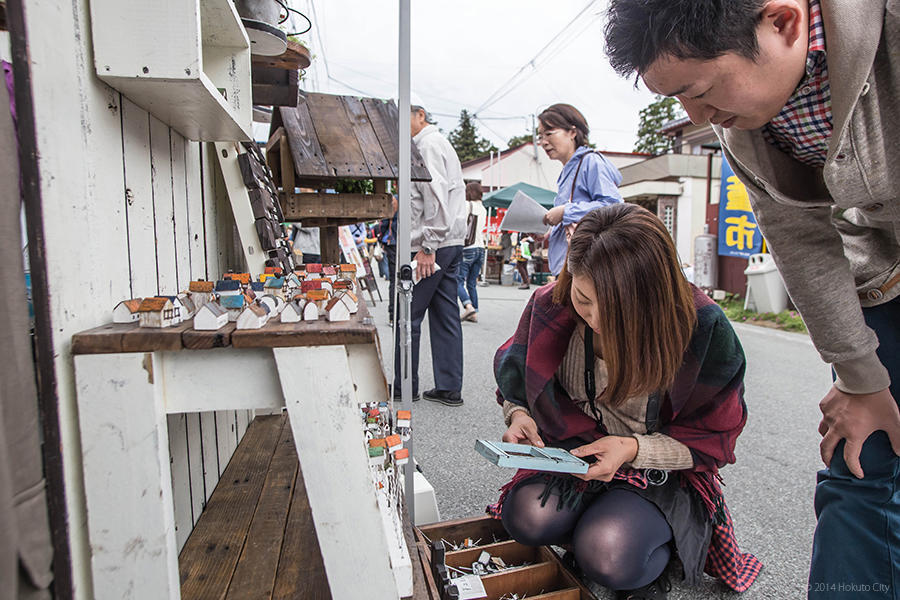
[616,573,671,599]
[422,388,463,407]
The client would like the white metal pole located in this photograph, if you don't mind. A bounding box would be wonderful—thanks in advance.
[489,150,494,192]
[397,0,415,520]
[498,148,503,188]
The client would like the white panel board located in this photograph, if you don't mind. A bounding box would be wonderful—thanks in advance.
[122,97,159,297]
[214,142,266,275]
[170,132,191,290]
[274,346,400,599]
[150,116,178,295]
[167,413,192,551]
[185,141,206,280]
[215,410,238,476]
[199,412,219,502]
[74,353,179,599]
[185,413,206,524]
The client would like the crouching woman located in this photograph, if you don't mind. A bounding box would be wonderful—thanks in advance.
[489,204,760,599]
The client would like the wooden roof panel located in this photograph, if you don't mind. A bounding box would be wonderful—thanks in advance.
[275,92,432,182]
[305,93,370,179]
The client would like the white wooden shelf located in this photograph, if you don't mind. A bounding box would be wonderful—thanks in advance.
[90,0,253,142]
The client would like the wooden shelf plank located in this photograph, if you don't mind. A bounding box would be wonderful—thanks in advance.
[225,418,298,599]
[230,304,376,349]
[179,415,285,598]
[281,191,392,221]
[181,322,236,350]
[71,320,192,355]
[251,41,312,71]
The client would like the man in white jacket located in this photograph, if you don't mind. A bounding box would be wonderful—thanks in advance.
[393,103,467,407]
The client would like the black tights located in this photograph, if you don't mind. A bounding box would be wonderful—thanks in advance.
[501,481,673,591]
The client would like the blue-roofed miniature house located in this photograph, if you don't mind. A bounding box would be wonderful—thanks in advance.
[264,276,287,301]
[249,281,265,298]
[215,279,242,296]
[220,293,246,322]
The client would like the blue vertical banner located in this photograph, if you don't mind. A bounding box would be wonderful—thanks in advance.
[717,158,763,258]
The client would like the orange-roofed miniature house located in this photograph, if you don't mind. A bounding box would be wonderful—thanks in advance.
[113,298,143,323]
[136,297,178,328]
[188,280,215,293]
[385,435,402,453]
[236,302,270,330]
[224,272,251,285]
[368,438,387,448]
[394,448,409,466]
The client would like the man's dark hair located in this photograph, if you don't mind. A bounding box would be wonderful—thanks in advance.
[604,0,767,77]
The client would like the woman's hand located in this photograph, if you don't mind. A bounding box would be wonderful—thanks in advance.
[570,436,639,482]
[542,205,566,226]
[502,411,545,448]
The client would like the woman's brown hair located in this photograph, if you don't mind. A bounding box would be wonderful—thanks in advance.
[538,103,589,148]
[553,203,697,407]
[465,181,483,201]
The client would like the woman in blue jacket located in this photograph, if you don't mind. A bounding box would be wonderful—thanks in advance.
[538,104,624,276]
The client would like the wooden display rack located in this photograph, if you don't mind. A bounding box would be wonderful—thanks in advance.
[71,304,424,599]
[266,92,432,263]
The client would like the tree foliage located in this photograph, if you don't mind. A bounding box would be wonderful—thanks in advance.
[507,131,535,149]
[448,109,497,162]
[634,95,684,155]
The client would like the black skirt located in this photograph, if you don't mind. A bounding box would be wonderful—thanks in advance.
[521,472,713,586]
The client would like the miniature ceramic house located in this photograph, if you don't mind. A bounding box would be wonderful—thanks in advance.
[394,448,409,467]
[160,296,185,325]
[136,297,179,328]
[308,277,332,295]
[280,300,303,323]
[325,295,350,322]
[285,272,302,290]
[306,289,329,313]
[215,279,242,296]
[337,290,358,314]
[176,292,196,319]
[385,434,403,455]
[193,302,228,331]
[302,299,319,321]
[220,293,246,322]
[340,263,357,278]
[322,265,337,282]
[300,279,322,294]
[188,280,215,308]
[236,302,270,330]
[112,298,143,323]
[224,272,251,285]
[248,281,265,299]
[264,276,286,301]
[306,263,323,275]
[259,293,284,316]
[333,278,354,292]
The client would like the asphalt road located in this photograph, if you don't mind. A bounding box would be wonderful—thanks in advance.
[369,277,830,599]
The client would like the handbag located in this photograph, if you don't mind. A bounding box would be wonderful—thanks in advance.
[464,202,478,247]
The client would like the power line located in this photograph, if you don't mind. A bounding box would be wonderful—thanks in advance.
[473,0,601,116]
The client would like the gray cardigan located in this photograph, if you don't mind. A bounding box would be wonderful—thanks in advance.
[716,0,899,395]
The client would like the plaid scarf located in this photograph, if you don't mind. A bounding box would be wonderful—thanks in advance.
[489,283,761,591]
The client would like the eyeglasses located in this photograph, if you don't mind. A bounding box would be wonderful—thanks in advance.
[536,129,559,142]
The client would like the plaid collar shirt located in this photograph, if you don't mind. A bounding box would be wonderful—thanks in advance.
[762,0,832,167]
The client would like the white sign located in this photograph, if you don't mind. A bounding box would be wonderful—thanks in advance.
[499,191,550,234]
[453,575,487,600]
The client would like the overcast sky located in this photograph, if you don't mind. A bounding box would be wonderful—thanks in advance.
[286,0,658,153]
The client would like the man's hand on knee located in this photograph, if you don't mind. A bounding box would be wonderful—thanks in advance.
[818,386,900,478]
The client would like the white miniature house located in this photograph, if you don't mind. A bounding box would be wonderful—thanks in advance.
[259,293,284,316]
[112,298,143,323]
[188,281,215,309]
[302,299,319,321]
[193,302,229,331]
[236,302,270,330]
[324,295,351,322]
[280,300,302,323]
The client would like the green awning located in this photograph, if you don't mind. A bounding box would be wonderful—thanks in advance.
[482,181,557,209]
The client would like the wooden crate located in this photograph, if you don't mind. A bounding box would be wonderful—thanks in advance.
[417,516,596,600]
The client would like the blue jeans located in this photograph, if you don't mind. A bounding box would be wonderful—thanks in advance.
[457,247,485,309]
[809,296,900,599]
